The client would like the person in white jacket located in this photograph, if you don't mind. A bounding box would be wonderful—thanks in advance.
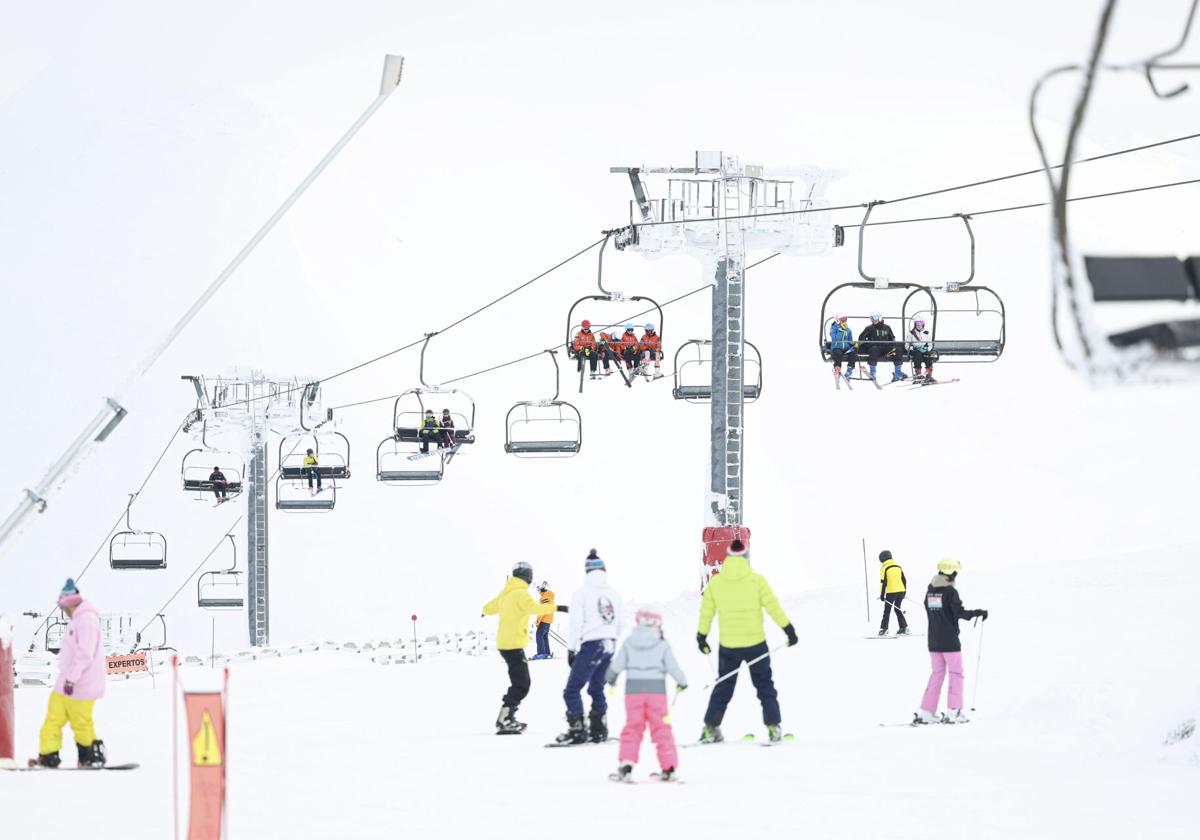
[906,318,936,381]
[554,549,624,745]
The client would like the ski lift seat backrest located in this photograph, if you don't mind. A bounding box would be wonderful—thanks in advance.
[276,497,336,511]
[183,477,244,493]
[1083,256,1195,302]
[280,464,349,480]
[394,427,475,445]
[504,439,580,454]
[931,339,1003,356]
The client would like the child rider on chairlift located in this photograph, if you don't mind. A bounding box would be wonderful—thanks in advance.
[439,409,456,449]
[906,318,936,383]
[639,324,663,380]
[419,409,440,454]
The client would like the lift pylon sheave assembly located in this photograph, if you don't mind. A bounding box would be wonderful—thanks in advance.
[198,535,244,611]
[672,340,763,402]
[504,350,582,457]
[824,204,1005,364]
[376,333,476,485]
[108,493,167,570]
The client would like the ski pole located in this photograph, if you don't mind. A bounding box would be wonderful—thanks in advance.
[662,685,685,724]
[699,644,787,694]
[970,620,985,711]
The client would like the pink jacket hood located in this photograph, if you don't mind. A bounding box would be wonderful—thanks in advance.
[54,599,106,701]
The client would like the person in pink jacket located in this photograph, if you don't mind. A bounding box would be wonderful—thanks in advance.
[30,579,107,768]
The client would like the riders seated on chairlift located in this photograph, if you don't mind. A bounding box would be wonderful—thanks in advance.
[302,448,323,494]
[209,466,229,502]
[639,323,663,379]
[419,409,441,454]
[439,409,456,449]
[617,324,640,370]
[906,318,937,382]
[570,320,598,376]
[856,311,907,383]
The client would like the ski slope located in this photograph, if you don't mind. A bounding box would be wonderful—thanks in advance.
[6,547,1198,838]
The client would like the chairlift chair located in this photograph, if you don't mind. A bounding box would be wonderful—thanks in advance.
[197,535,245,610]
[181,449,245,499]
[108,493,167,570]
[503,350,582,456]
[278,433,351,481]
[672,339,763,402]
[135,614,175,653]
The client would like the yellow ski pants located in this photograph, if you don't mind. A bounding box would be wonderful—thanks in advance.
[38,691,97,754]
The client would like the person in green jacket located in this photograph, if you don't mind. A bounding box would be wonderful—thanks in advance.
[696,539,798,743]
[482,561,555,734]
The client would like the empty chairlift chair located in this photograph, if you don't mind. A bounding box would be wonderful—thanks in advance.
[109,494,167,570]
[672,339,763,402]
[504,350,583,457]
[1082,256,1200,357]
[197,535,245,610]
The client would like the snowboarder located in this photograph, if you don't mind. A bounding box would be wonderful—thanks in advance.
[418,409,440,454]
[828,315,858,380]
[301,449,323,493]
[906,318,936,382]
[571,320,598,376]
[30,579,106,768]
[439,409,456,449]
[638,324,663,379]
[915,558,989,724]
[531,581,555,660]
[482,562,556,734]
[208,466,228,501]
[696,539,798,743]
[878,550,909,636]
[607,610,686,783]
[858,312,906,382]
[557,549,623,745]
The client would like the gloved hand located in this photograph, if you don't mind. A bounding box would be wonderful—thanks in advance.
[783,623,799,647]
[556,605,569,613]
[675,684,687,693]
[978,609,989,621]
[696,633,711,655]
[63,680,74,697]
[584,349,591,356]
[567,650,576,667]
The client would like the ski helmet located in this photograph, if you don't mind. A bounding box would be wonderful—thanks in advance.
[306,448,314,455]
[836,314,848,323]
[537,580,548,592]
[879,549,893,562]
[870,311,882,321]
[937,558,961,576]
[442,408,451,415]
[635,610,663,629]
[512,561,534,584]
[584,548,606,572]
[624,323,634,331]
[644,323,655,331]
[581,320,591,329]
[913,319,926,329]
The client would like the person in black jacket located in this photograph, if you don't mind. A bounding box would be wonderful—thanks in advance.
[857,312,907,383]
[915,558,988,724]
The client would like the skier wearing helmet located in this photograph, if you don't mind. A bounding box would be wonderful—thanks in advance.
[828,315,857,380]
[915,558,989,725]
[638,324,663,379]
[906,318,936,382]
[571,320,598,376]
[618,324,640,371]
[857,311,906,383]
[482,561,556,734]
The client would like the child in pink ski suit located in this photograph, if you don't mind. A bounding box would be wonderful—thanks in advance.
[605,610,687,781]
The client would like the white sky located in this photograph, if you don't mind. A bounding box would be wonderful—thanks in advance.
[2,0,1198,651]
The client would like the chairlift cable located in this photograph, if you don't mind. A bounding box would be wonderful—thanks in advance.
[135,517,243,637]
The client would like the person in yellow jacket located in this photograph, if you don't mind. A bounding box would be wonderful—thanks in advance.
[531,581,555,660]
[482,561,555,734]
[696,539,797,744]
[301,448,323,494]
[878,549,910,636]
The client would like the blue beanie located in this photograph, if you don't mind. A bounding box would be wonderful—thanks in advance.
[60,578,79,596]
[584,548,605,572]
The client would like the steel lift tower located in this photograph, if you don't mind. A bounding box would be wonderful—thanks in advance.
[611,151,837,581]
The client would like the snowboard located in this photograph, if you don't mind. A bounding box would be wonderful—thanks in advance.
[8,762,140,772]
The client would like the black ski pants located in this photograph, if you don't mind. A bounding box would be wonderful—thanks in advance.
[864,342,899,366]
[909,349,935,371]
[499,648,531,710]
[830,348,857,370]
[704,642,781,727]
[574,349,598,373]
[881,593,908,632]
[301,466,322,490]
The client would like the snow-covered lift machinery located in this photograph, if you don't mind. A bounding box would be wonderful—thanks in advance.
[611,152,838,585]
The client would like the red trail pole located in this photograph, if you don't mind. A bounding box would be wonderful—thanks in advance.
[0,620,14,762]
[411,615,418,663]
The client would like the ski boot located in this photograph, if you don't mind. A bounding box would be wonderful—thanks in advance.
[868,366,878,381]
[767,724,784,743]
[27,751,61,768]
[655,767,677,782]
[652,366,664,380]
[554,715,588,745]
[77,740,106,768]
[608,763,634,783]
[912,709,938,726]
[877,628,888,637]
[530,653,548,661]
[925,367,936,383]
[833,365,842,377]
[842,368,853,381]
[942,708,970,724]
[895,627,911,636]
[698,724,724,744]
[891,367,908,383]
[495,706,526,735]
[588,710,608,743]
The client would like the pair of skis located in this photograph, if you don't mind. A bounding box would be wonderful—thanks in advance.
[609,770,683,784]
[7,762,139,772]
[682,732,794,749]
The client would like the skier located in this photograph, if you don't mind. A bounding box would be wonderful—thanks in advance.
[607,610,686,783]
[531,581,556,660]
[828,314,858,380]
[30,579,106,768]
[301,449,323,494]
[858,312,906,382]
[696,539,798,743]
[915,558,989,725]
[571,320,598,376]
[878,550,909,636]
[556,549,623,745]
[439,408,456,449]
[596,330,618,378]
[638,324,663,379]
[482,561,556,734]
[617,325,640,371]
[208,466,228,501]
[418,409,440,454]
[906,318,936,382]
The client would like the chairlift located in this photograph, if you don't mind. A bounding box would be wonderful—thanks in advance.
[182,448,245,499]
[504,350,582,457]
[108,493,167,570]
[1078,256,1200,362]
[278,433,351,480]
[45,614,68,654]
[565,233,665,391]
[135,614,175,653]
[375,333,475,485]
[197,535,244,610]
[672,340,763,403]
